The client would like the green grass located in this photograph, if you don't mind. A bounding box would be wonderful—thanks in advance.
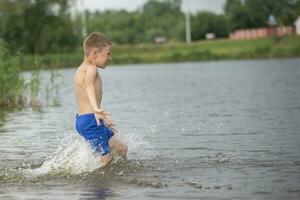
[19,36,300,70]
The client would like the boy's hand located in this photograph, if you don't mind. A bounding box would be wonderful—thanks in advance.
[94,108,110,126]
[94,109,118,133]
[103,114,118,133]
[105,117,118,134]
[109,125,118,134]
[103,114,114,126]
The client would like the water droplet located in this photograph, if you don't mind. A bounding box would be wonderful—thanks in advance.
[118,170,124,176]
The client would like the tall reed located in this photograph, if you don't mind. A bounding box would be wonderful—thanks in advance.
[0,40,24,109]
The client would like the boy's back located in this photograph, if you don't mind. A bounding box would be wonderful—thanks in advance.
[74,64,102,115]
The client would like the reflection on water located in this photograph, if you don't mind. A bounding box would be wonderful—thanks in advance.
[80,188,116,200]
[0,59,300,199]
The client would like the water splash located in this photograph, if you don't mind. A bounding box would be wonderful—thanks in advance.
[22,131,152,178]
[122,132,154,160]
[24,134,100,177]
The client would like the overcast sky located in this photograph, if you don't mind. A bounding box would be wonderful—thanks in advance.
[75,0,226,14]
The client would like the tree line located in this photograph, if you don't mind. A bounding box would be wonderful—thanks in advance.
[0,0,299,55]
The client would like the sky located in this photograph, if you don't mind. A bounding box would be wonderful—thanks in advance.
[74,0,226,14]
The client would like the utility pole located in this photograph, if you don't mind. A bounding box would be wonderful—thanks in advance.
[185,10,191,44]
[80,0,87,38]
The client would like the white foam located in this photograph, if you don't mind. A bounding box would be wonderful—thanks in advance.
[24,134,100,177]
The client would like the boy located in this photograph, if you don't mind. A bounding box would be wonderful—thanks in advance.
[74,32,128,167]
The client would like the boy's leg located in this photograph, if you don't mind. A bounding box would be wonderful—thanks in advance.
[109,135,128,157]
[101,154,112,167]
[100,135,127,167]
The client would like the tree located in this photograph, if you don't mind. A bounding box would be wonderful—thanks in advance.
[191,11,229,40]
[0,0,79,54]
[224,0,300,31]
[141,0,184,42]
[224,0,262,31]
[87,0,185,44]
[87,10,144,44]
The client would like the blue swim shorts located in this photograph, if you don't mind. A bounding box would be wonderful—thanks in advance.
[75,113,114,156]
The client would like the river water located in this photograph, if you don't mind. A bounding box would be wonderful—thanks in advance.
[0,59,300,199]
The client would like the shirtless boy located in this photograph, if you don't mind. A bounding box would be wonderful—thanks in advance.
[74,32,128,167]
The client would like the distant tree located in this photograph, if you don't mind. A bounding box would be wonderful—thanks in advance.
[244,0,297,25]
[88,10,144,44]
[224,0,261,31]
[143,0,181,16]
[0,0,79,54]
[0,0,30,52]
[87,0,185,44]
[141,0,184,42]
[224,0,300,31]
[191,11,229,40]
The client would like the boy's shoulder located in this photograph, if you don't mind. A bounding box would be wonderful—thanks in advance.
[77,64,99,77]
[78,63,95,71]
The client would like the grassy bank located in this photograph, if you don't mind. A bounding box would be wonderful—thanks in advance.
[0,41,61,110]
[19,36,300,70]
[0,41,24,109]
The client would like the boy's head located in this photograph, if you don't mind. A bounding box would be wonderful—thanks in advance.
[83,32,112,68]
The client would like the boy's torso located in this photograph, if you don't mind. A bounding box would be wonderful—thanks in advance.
[74,65,102,114]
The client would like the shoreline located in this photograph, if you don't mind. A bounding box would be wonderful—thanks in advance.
[18,36,300,71]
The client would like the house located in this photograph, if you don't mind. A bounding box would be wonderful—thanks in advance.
[154,36,167,44]
[230,26,295,40]
[205,33,216,40]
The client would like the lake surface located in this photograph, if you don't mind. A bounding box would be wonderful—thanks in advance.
[0,59,300,199]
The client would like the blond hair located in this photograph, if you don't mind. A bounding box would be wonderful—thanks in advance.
[83,32,111,56]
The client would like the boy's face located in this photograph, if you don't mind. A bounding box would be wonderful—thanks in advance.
[95,45,112,69]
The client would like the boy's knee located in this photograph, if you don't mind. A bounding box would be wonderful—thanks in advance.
[101,154,112,167]
[123,144,128,155]
[118,143,128,157]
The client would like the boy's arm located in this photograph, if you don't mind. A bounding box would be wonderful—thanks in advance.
[85,65,100,111]
[85,65,114,126]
